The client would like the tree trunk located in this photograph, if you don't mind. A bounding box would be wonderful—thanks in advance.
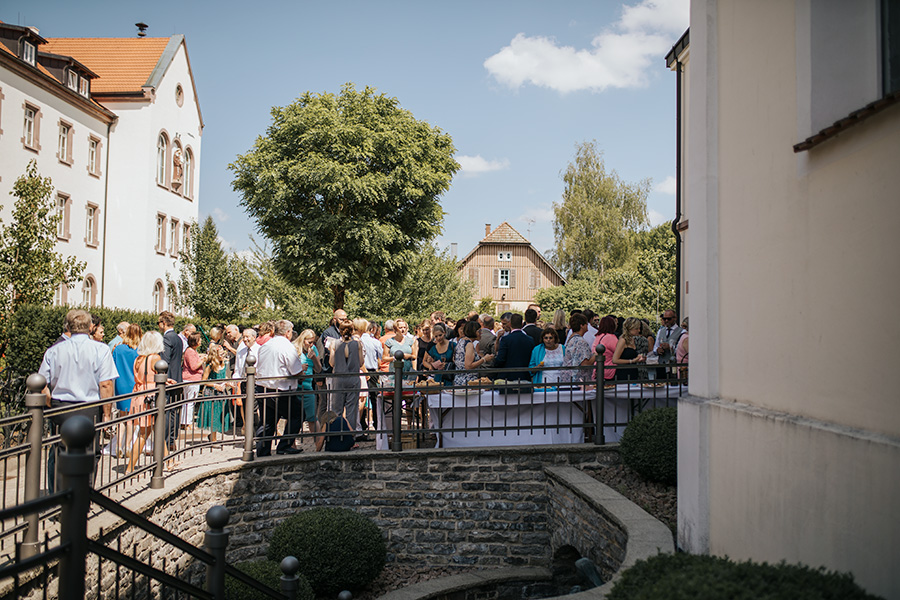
[331,286,345,310]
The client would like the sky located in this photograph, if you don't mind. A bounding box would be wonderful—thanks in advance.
[4,0,689,260]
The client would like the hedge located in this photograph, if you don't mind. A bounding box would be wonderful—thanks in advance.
[618,407,677,485]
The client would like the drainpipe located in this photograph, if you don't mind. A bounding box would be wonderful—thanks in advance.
[99,120,112,307]
[672,59,683,320]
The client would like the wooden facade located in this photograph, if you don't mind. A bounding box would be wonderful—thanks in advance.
[457,222,566,313]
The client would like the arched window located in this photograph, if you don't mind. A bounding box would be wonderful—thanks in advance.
[82,276,96,307]
[152,280,164,312]
[157,134,168,185]
[183,148,193,199]
[167,282,177,313]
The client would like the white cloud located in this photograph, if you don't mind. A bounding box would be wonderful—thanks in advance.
[654,175,677,195]
[457,154,511,177]
[648,208,668,227]
[212,207,230,223]
[484,0,689,94]
[216,235,233,250]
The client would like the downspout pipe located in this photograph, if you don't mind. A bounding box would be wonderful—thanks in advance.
[99,120,112,307]
[672,59,683,320]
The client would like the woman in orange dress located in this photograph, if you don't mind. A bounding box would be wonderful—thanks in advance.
[126,331,167,474]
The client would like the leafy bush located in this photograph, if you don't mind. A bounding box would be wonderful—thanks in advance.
[618,407,676,485]
[607,553,884,600]
[224,559,313,600]
[267,507,386,596]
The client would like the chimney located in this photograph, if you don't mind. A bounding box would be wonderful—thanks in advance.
[485,224,491,237]
[450,243,458,259]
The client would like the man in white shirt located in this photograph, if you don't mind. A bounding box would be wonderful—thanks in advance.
[39,309,118,490]
[255,320,303,456]
[178,323,196,352]
[233,328,259,430]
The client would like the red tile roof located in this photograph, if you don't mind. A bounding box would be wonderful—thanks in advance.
[41,37,169,94]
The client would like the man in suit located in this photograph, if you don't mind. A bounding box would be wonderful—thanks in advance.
[653,309,684,381]
[493,313,536,382]
[522,308,543,346]
[159,311,183,451]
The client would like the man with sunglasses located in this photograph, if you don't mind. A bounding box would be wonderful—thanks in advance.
[653,310,684,379]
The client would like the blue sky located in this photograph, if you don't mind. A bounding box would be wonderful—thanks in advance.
[5,0,688,260]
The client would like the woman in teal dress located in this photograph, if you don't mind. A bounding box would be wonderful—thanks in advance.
[197,346,231,442]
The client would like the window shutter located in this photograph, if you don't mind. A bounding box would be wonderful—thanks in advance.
[469,267,479,286]
[493,268,499,288]
[529,269,540,289]
[509,269,516,289]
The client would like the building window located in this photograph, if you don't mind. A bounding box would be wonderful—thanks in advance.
[175,84,184,107]
[182,223,191,254]
[169,218,179,257]
[82,276,96,307]
[23,103,41,151]
[67,70,78,91]
[57,121,73,165]
[152,280,164,313]
[157,134,168,186]
[499,269,510,288]
[85,203,99,247]
[156,214,167,254]
[87,137,100,176]
[885,0,900,95]
[56,194,71,240]
[183,148,193,199]
[167,283,177,312]
[79,77,89,97]
[22,41,35,66]
[53,284,67,307]
[498,251,511,261]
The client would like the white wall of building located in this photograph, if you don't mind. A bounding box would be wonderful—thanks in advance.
[680,1,900,598]
[0,65,109,306]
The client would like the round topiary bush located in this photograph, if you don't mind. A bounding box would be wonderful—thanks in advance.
[607,553,884,600]
[267,507,386,596]
[224,559,314,600]
[618,407,677,485]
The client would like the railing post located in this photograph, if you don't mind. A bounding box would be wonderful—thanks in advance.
[151,359,168,489]
[279,555,300,600]
[595,345,605,445]
[57,415,95,600]
[204,505,229,600]
[20,373,46,559]
[391,350,404,452]
[243,355,256,462]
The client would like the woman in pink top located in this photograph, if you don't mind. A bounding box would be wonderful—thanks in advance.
[181,332,204,428]
[591,316,619,381]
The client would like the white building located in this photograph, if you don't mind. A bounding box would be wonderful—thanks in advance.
[674,2,899,598]
[0,22,202,311]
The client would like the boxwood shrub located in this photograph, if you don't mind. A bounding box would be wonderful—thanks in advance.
[224,559,313,600]
[607,553,884,600]
[618,406,677,485]
[267,507,386,596]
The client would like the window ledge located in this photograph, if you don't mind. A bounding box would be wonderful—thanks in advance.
[85,241,98,249]
[794,91,900,152]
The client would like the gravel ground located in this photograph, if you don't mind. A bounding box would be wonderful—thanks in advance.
[351,464,677,600]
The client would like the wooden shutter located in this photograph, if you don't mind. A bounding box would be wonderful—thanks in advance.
[468,267,479,286]
[509,269,516,289]
[529,269,540,289]
[493,268,499,288]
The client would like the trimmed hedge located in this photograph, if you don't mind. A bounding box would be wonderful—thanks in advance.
[224,559,313,600]
[607,553,884,600]
[267,507,386,596]
[618,407,677,485]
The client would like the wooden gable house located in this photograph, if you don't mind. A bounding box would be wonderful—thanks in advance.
[457,222,566,313]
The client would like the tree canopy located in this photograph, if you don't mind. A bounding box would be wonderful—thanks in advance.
[552,141,649,279]
[230,83,459,310]
[536,222,675,322]
[0,160,84,314]
[169,216,254,322]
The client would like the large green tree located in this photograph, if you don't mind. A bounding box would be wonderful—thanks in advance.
[169,217,253,322]
[552,141,650,278]
[0,161,84,319]
[230,83,459,310]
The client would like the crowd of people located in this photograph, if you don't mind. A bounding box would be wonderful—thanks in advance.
[36,304,689,481]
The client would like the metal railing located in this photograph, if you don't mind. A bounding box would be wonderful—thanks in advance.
[0,344,686,593]
[0,414,300,600]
